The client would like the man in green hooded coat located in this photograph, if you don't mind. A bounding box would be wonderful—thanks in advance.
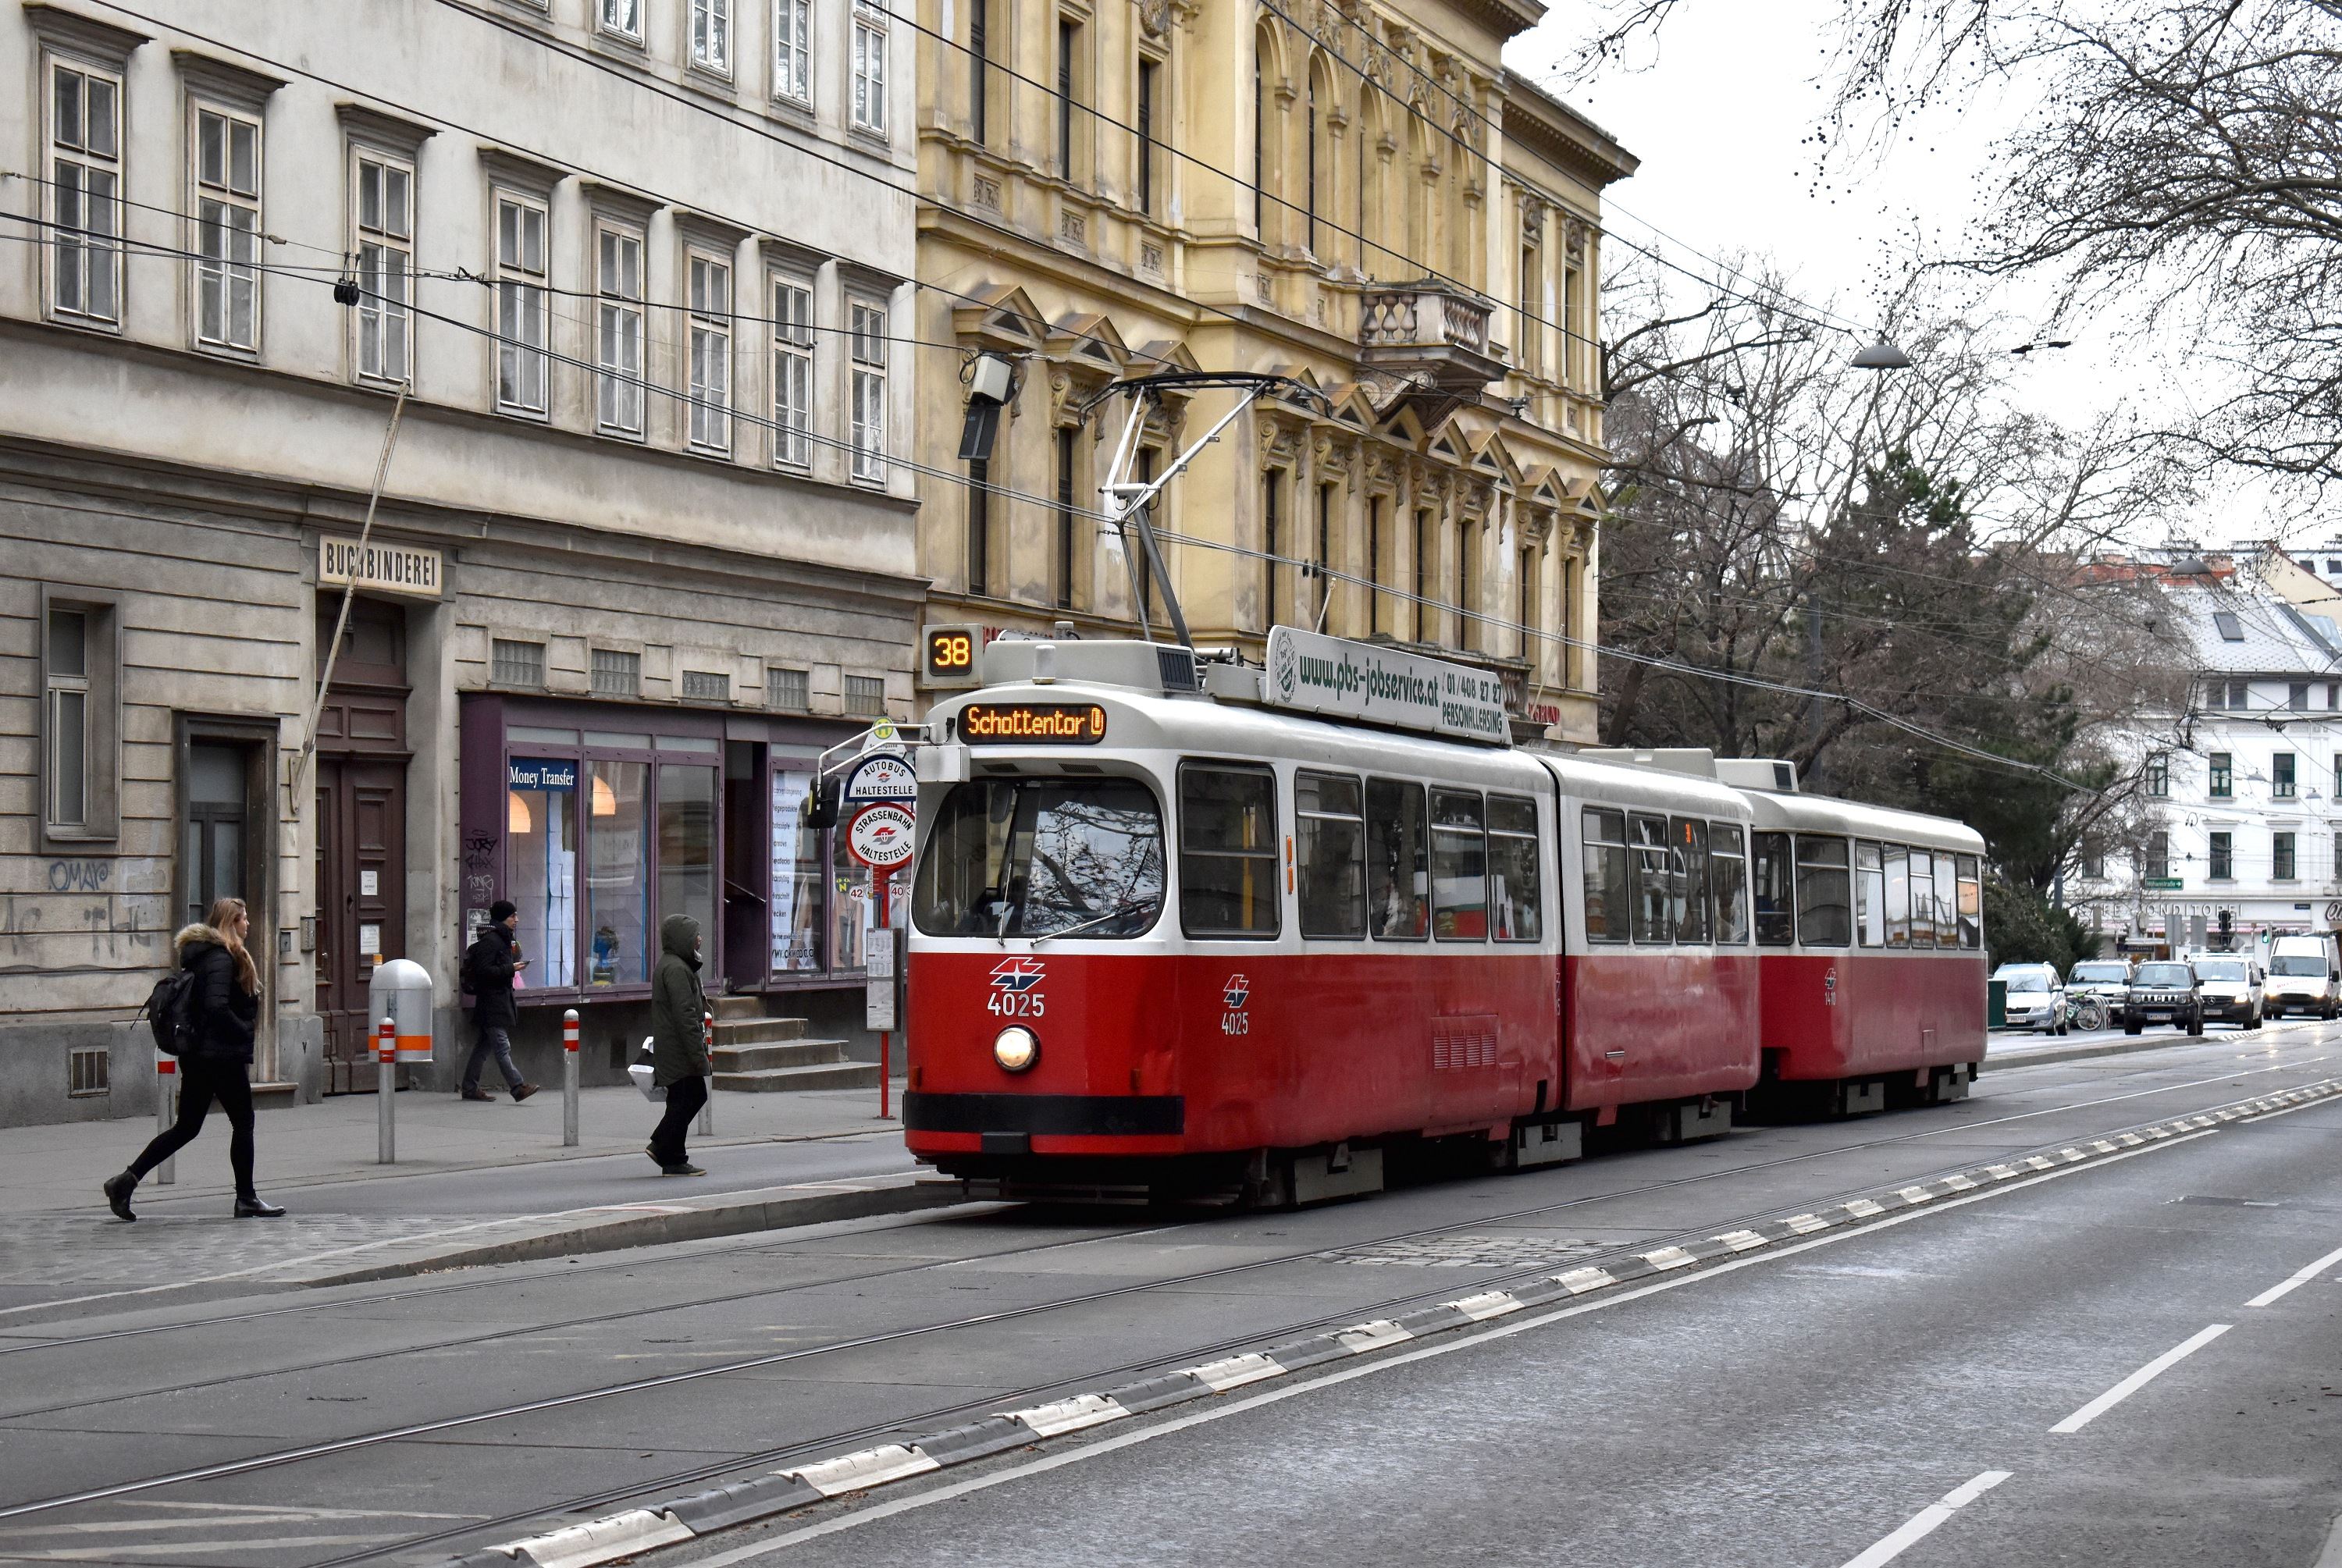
[648,913,710,1175]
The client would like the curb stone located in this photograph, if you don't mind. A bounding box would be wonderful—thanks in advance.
[1982,1015,2322,1073]
[443,1076,2342,1567]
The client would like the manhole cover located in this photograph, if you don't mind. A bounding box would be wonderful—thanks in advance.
[1326,1234,1610,1269]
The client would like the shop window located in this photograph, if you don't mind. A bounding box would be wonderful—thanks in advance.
[1710,823,1749,943]
[591,648,639,697]
[1489,795,1541,941]
[1854,841,1885,947]
[506,757,578,987]
[586,759,650,985]
[770,768,824,971]
[659,764,717,948]
[769,667,810,710]
[845,674,885,716]
[1432,791,1488,941]
[1367,777,1429,940]
[1796,835,1852,948]
[493,638,545,689]
[1180,763,1278,938]
[1630,812,1671,944]
[1752,831,1793,947]
[682,670,731,703]
[1296,771,1365,938]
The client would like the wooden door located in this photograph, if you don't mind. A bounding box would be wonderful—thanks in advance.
[316,756,408,1093]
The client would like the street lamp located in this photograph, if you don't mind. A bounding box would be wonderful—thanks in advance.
[1851,339,1913,371]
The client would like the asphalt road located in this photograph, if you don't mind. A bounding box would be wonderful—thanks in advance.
[0,1028,2335,1567]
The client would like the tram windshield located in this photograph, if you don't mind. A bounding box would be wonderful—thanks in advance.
[913,778,1167,939]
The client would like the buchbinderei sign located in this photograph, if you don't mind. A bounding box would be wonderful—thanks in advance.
[1263,627,1509,743]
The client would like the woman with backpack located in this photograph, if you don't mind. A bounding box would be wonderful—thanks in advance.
[102,897,285,1221]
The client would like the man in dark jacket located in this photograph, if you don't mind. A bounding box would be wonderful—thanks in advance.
[647,912,710,1175]
[462,901,539,1103]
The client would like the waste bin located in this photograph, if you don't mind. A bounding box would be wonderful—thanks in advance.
[1987,976,2007,1029]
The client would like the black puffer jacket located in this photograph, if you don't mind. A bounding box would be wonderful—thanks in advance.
[466,924,521,1031]
[175,926,258,1064]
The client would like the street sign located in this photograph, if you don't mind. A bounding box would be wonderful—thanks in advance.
[2143,876,2184,891]
[846,803,917,869]
[843,752,918,802]
[866,926,896,1030]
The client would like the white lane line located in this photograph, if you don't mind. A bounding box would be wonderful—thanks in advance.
[2049,1324,2232,1434]
[2246,1243,2342,1308]
[1838,1470,2013,1568]
[682,1133,2212,1564]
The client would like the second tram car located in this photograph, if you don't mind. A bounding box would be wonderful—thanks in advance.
[901,635,1984,1204]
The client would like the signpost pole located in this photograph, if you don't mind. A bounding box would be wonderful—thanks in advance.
[154,1054,176,1186]
[561,1008,580,1147]
[879,876,891,1121]
[377,1016,397,1164]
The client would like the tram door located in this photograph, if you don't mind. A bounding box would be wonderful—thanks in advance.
[312,598,411,1093]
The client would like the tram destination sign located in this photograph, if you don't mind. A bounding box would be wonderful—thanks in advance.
[959,702,1109,744]
[1265,627,1508,743]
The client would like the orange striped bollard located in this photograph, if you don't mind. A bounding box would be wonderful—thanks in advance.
[154,1051,176,1186]
[376,1016,397,1164]
[562,1008,580,1147]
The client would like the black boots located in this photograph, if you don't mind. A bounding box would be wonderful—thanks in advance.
[234,1194,287,1218]
[102,1171,137,1222]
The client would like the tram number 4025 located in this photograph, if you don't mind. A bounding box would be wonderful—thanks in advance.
[1221,1012,1251,1035]
[988,990,1045,1018]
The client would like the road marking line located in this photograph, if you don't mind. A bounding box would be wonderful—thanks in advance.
[2050,1324,2232,1434]
[681,1135,2212,1565]
[1838,1470,2013,1568]
[2246,1243,2342,1307]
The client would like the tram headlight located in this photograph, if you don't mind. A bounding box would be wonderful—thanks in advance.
[992,1026,1039,1073]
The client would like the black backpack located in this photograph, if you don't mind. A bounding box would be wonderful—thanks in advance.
[139,968,201,1057]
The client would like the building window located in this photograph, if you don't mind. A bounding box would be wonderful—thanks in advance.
[852,2,888,137]
[845,674,886,716]
[2145,830,2169,881]
[2329,682,2339,710]
[183,741,250,926]
[496,195,550,416]
[2144,753,2169,798]
[1414,509,1431,643]
[44,603,116,837]
[849,300,888,483]
[689,0,731,73]
[1261,469,1283,630]
[1366,496,1385,636]
[774,0,810,102]
[687,252,734,453]
[353,151,412,383]
[2209,751,2233,798]
[969,0,990,141]
[1056,428,1080,609]
[1315,482,1334,628]
[2209,830,2233,880]
[594,226,645,436]
[2275,830,2298,880]
[1137,57,1159,216]
[1304,68,1320,251]
[600,0,641,40]
[2276,752,2298,799]
[2291,681,2310,712]
[1518,546,1537,658]
[2083,845,2105,879]
[193,105,262,351]
[591,648,640,697]
[681,670,731,702]
[1563,264,1583,389]
[1057,18,1080,179]
[493,638,546,689]
[49,60,123,325]
[1456,521,1477,651]
[966,457,991,596]
[769,667,810,710]
[2213,610,2244,641]
[1518,242,1541,377]
[771,276,814,469]
[2229,678,2250,709]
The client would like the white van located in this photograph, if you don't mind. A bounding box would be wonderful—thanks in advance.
[2266,933,2341,1019]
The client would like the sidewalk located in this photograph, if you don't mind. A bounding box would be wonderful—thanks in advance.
[0,1081,950,1310]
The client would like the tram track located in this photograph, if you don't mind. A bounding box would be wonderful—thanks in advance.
[0,1040,2327,1568]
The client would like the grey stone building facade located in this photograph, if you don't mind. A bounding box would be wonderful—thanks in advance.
[1,0,922,1125]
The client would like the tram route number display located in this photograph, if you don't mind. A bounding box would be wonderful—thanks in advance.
[959,702,1109,744]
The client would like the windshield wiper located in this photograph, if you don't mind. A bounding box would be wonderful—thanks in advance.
[1028,901,1149,946]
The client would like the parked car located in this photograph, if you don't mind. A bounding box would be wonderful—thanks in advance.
[1993,962,2067,1034]
[2066,959,2134,1026]
[2125,960,2205,1036]
[2265,933,2340,1019]
[2188,955,2264,1029]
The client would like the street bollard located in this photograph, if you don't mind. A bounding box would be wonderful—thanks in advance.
[377,1016,397,1164]
[562,1008,580,1147]
[697,1012,714,1137]
[154,1052,176,1186]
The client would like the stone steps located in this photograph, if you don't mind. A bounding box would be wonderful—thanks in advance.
[709,1038,852,1073]
[712,1060,884,1093]
[709,1015,810,1046]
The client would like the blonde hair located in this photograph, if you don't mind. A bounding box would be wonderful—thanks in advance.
[205,897,259,996]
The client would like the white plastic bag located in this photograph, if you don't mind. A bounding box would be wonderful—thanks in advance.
[628,1035,665,1102]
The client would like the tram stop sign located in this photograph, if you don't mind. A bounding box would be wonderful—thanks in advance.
[842,752,917,805]
[847,803,917,870]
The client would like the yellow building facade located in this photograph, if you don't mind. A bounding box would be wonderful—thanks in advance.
[913,0,1633,740]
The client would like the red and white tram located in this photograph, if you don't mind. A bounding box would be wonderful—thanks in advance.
[900,635,1984,1204]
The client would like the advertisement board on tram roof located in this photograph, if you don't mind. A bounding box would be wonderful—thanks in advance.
[1262,627,1510,745]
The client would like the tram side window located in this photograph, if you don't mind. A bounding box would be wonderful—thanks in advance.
[1486,795,1541,941]
[1956,855,1982,948]
[1854,841,1885,947]
[1883,844,1910,948]
[1671,816,1710,943]
[1367,778,1429,940]
[1710,823,1750,943]
[1430,789,1487,940]
[1752,831,1794,945]
[1297,771,1366,938]
[1581,806,1630,943]
[1178,763,1280,938]
[1794,834,1852,948]
[1909,849,1937,946]
[1631,813,1673,943]
[1934,855,1959,945]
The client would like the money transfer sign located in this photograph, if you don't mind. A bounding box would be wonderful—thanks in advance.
[1263,627,1509,743]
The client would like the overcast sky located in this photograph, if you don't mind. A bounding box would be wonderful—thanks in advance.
[1502,2,2319,552]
